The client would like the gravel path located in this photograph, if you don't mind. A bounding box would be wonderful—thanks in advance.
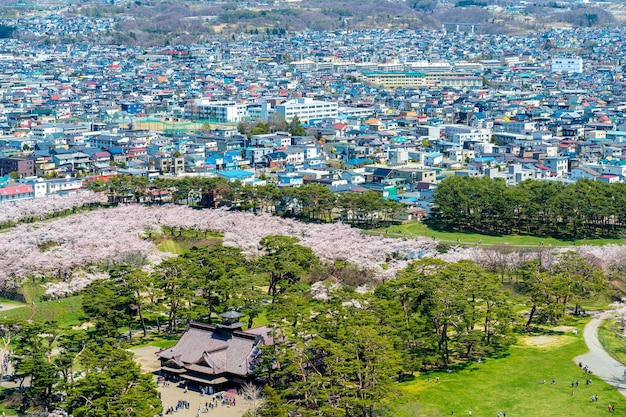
[574,311,626,397]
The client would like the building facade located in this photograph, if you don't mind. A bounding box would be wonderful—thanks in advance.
[275,98,338,123]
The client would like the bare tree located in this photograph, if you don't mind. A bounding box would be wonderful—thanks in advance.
[241,382,264,417]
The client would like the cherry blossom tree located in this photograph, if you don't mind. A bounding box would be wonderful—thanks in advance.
[0,205,440,295]
[5,203,624,299]
[0,191,106,226]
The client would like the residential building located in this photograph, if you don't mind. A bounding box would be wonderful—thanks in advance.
[551,57,583,73]
[187,100,249,123]
[45,177,82,194]
[0,157,35,177]
[275,98,338,123]
[152,156,185,174]
[542,156,569,177]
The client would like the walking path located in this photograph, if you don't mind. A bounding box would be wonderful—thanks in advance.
[575,310,626,397]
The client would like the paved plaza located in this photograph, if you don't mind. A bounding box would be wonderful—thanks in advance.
[157,379,249,417]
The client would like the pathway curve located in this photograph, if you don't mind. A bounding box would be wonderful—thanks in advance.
[575,310,626,397]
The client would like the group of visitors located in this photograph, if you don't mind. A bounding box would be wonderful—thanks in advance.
[164,400,190,414]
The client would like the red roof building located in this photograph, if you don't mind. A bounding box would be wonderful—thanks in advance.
[0,184,34,202]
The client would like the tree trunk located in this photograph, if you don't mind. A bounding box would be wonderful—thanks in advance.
[526,304,537,330]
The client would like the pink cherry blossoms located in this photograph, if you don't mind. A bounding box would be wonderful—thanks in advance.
[435,243,626,274]
[0,204,438,294]
[0,191,107,225]
[3,202,623,298]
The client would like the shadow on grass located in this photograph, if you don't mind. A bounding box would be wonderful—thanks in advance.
[521,326,572,336]
[418,347,513,377]
[423,220,617,244]
[423,220,506,238]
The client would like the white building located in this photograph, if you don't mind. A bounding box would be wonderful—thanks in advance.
[45,178,83,195]
[551,57,583,73]
[275,98,338,123]
[441,125,491,145]
[187,100,249,123]
[31,123,59,141]
[543,156,569,177]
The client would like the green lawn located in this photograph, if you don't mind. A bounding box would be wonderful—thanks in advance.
[0,296,85,328]
[155,238,187,255]
[146,337,179,349]
[153,234,223,255]
[392,325,624,417]
[380,221,625,247]
[598,319,626,365]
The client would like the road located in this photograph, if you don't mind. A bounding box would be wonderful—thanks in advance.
[575,311,626,397]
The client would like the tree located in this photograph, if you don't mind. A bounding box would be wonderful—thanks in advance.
[250,122,269,136]
[65,342,162,417]
[268,112,288,132]
[111,266,151,338]
[518,259,556,329]
[387,259,512,365]
[257,235,319,303]
[12,322,60,411]
[260,284,401,417]
[551,251,610,315]
[288,115,307,136]
[258,386,288,417]
[82,278,134,338]
[183,245,258,323]
[0,319,20,386]
[153,257,194,333]
[242,382,264,417]
[200,121,213,132]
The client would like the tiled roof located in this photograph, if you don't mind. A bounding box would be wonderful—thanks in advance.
[158,321,272,378]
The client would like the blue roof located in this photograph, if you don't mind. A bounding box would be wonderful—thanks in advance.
[345,157,372,165]
[218,169,254,179]
[108,147,125,155]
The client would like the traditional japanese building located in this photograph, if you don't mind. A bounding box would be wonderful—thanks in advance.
[157,311,273,392]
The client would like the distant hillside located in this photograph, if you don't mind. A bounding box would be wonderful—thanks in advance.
[18,0,620,45]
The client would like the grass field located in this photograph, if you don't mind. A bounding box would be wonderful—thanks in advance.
[133,119,237,133]
[145,337,179,349]
[392,323,624,417]
[0,296,84,328]
[381,221,625,247]
[598,319,626,365]
[153,229,223,255]
[155,238,187,255]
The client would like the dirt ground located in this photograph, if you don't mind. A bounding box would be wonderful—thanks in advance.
[131,346,163,373]
[552,325,576,333]
[524,335,558,346]
[0,302,26,312]
[157,381,250,417]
